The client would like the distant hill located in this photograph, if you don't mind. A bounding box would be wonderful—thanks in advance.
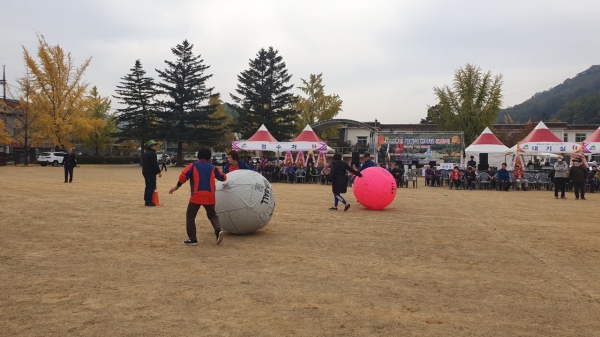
[498,65,600,123]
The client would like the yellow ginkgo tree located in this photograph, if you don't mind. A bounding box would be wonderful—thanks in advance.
[23,34,95,149]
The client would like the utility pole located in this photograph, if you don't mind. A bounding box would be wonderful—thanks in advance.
[1,65,6,100]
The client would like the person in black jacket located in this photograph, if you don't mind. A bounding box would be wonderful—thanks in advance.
[568,159,589,200]
[329,153,362,211]
[63,148,77,183]
[143,140,162,206]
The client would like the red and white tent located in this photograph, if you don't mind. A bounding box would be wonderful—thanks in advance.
[509,121,583,154]
[232,124,330,152]
[247,124,278,142]
[465,127,509,168]
[293,125,323,142]
[465,127,508,152]
[583,127,600,154]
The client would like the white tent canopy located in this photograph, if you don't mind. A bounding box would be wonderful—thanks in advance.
[232,124,333,152]
[464,127,509,168]
[507,121,583,154]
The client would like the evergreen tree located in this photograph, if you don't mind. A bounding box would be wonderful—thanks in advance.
[156,40,224,166]
[231,47,299,141]
[113,60,159,164]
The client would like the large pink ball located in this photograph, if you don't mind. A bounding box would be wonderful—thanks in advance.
[353,167,397,210]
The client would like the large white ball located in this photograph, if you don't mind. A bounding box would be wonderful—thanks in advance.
[215,170,275,234]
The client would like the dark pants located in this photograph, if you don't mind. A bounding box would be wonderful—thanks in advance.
[573,182,586,199]
[452,179,461,189]
[554,177,567,198]
[186,203,221,241]
[64,166,74,182]
[499,180,511,191]
[161,162,167,171]
[467,178,476,189]
[143,174,156,204]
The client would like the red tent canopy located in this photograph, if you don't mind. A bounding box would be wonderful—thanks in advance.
[293,125,323,142]
[247,124,278,142]
[520,122,562,142]
[584,127,600,142]
[471,127,504,146]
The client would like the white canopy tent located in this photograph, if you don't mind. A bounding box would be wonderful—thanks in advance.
[506,121,583,155]
[231,124,334,153]
[464,127,509,168]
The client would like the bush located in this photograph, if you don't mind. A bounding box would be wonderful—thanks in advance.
[105,156,135,164]
[76,156,105,164]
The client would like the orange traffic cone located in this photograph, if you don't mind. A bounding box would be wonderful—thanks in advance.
[152,186,163,206]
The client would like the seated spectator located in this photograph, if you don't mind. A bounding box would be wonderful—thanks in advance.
[306,162,318,183]
[431,167,441,187]
[486,167,497,189]
[513,164,528,190]
[262,162,273,181]
[295,166,307,183]
[391,164,404,187]
[450,166,462,190]
[424,165,434,186]
[321,164,331,184]
[465,166,477,190]
[272,164,281,182]
[386,163,393,173]
[284,165,295,183]
[497,163,511,191]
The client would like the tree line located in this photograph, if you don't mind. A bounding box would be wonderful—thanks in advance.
[0,35,343,166]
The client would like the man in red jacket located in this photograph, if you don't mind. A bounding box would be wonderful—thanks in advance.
[169,149,227,246]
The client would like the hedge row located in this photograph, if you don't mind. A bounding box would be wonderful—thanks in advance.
[76,156,141,164]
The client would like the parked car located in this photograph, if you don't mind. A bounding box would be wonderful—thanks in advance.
[211,152,226,165]
[157,153,171,164]
[37,152,65,167]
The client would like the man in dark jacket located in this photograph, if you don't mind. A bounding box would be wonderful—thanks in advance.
[568,159,589,200]
[497,163,511,191]
[359,152,376,172]
[391,164,404,187]
[63,148,77,183]
[143,140,162,206]
[329,153,362,211]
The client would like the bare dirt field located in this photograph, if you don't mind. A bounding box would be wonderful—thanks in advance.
[1,164,600,336]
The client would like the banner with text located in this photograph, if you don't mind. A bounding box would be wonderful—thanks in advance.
[377,132,464,164]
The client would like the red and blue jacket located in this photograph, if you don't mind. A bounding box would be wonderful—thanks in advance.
[177,160,227,205]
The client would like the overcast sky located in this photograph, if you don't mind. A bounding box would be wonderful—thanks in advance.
[1,0,599,124]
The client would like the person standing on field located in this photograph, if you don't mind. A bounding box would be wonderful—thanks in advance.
[568,159,589,200]
[63,148,77,183]
[553,155,569,199]
[143,140,162,206]
[160,153,168,172]
[329,153,363,211]
[169,149,227,245]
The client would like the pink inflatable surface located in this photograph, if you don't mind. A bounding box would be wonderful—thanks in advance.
[353,167,397,210]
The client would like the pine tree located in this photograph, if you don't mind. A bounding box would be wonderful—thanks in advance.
[231,47,299,141]
[156,40,224,166]
[113,60,159,164]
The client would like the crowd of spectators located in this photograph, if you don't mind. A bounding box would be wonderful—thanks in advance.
[223,150,600,197]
